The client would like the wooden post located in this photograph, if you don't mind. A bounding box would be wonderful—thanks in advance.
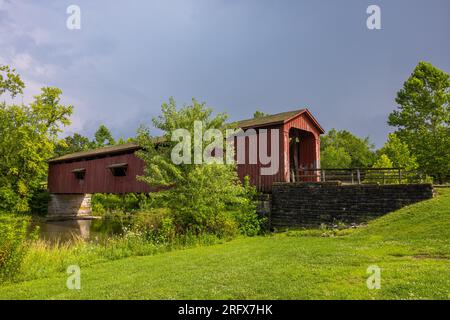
[357,169,361,184]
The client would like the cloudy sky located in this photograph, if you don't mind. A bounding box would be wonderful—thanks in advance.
[1,0,449,147]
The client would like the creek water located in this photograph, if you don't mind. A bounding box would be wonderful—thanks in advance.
[31,218,126,243]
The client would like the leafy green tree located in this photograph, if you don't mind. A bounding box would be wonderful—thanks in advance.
[0,65,25,98]
[137,97,227,187]
[0,85,72,212]
[117,137,135,145]
[388,61,450,182]
[365,154,396,184]
[253,110,269,118]
[320,129,375,168]
[320,146,352,169]
[373,154,393,169]
[93,124,115,147]
[55,127,132,157]
[377,133,418,171]
[54,133,91,156]
[137,98,259,235]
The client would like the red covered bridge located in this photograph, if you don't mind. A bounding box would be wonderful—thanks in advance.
[232,108,324,191]
[48,143,152,194]
[47,109,324,216]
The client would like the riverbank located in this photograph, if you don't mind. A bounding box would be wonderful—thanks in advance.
[1,189,449,299]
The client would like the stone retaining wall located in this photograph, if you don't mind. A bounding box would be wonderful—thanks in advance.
[271,182,434,228]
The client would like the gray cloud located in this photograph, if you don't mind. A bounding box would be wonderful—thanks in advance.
[1,0,449,146]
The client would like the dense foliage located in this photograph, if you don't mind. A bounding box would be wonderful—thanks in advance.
[253,110,270,118]
[374,133,419,171]
[54,124,121,156]
[137,98,262,236]
[0,215,36,281]
[388,61,449,182]
[0,66,73,213]
[320,129,375,169]
[0,65,25,98]
[54,133,91,156]
[91,193,150,215]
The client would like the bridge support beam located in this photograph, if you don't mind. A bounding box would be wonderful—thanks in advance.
[48,193,92,217]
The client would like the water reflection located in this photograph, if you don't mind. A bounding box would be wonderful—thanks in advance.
[32,218,126,243]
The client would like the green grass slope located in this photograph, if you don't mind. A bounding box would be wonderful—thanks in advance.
[350,188,450,255]
[1,189,449,300]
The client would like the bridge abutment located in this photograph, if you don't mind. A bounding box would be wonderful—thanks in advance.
[47,193,92,218]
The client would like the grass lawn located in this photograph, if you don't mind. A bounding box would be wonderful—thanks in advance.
[0,189,449,300]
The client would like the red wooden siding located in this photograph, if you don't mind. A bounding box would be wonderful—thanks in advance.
[235,124,285,193]
[236,112,323,191]
[48,151,153,194]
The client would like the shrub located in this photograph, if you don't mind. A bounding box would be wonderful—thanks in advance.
[138,191,171,210]
[130,209,176,244]
[364,154,396,184]
[91,193,151,215]
[166,164,250,236]
[28,190,50,216]
[136,98,259,238]
[228,177,264,236]
[231,209,262,236]
[204,212,239,239]
[0,215,37,282]
[91,193,120,215]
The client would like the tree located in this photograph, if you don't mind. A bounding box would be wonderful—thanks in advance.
[55,126,132,157]
[372,154,393,169]
[320,129,375,168]
[0,84,72,212]
[388,61,450,182]
[136,98,258,235]
[55,126,128,156]
[117,137,135,145]
[0,65,25,98]
[320,145,352,169]
[253,110,269,118]
[54,133,92,156]
[365,154,396,184]
[377,133,418,171]
[93,124,115,148]
[137,97,228,187]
